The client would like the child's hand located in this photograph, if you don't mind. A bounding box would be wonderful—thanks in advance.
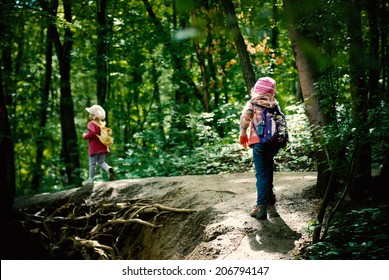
[239,135,248,148]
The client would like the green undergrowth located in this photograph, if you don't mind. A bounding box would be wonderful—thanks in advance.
[300,204,389,260]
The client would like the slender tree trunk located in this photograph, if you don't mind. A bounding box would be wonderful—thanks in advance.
[347,2,371,200]
[0,67,16,222]
[207,36,219,109]
[151,57,165,142]
[271,0,279,50]
[271,0,279,73]
[221,0,256,97]
[204,2,219,109]
[193,0,209,112]
[194,41,210,112]
[377,0,389,183]
[32,11,55,192]
[0,0,16,220]
[1,0,15,111]
[367,0,380,110]
[171,1,190,106]
[96,0,108,106]
[380,0,389,104]
[219,43,229,103]
[132,60,143,135]
[44,0,81,185]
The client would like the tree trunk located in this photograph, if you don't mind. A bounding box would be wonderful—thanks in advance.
[205,6,219,109]
[194,41,210,112]
[151,57,166,143]
[32,12,55,192]
[193,0,210,112]
[45,0,81,186]
[0,67,16,221]
[270,0,279,73]
[377,0,389,184]
[0,0,16,220]
[285,15,330,197]
[367,0,380,110]
[271,0,279,50]
[347,2,371,200]
[284,0,339,243]
[380,0,389,104]
[0,0,15,114]
[221,0,256,98]
[96,0,108,106]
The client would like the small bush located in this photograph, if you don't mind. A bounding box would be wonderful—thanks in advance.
[301,205,389,260]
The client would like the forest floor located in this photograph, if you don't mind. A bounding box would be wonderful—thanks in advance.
[12,171,320,260]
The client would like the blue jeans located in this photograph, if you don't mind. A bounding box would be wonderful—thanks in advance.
[253,142,279,205]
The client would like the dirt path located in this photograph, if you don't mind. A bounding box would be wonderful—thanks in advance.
[181,172,319,260]
[14,172,319,260]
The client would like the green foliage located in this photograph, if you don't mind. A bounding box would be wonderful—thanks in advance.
[315,84,389,173]
[5,0,307,195]
[278,103,315,171]
[111,101,315,180]
[302,206,389,260]
[6,0,387,198]
[369,102,389,170]
[112,102,252,178]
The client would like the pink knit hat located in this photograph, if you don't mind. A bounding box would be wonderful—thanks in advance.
[252,77,276,96]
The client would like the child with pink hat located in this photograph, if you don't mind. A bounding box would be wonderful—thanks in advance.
[239,77,285,220]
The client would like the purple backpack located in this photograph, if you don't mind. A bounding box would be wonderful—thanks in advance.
[253,105,288,148]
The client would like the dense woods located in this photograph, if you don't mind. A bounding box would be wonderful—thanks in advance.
[1,0,388,258]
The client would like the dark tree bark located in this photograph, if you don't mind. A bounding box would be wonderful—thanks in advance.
[283,0,331,197]
[0,68,16,222]
[380,0,389,104]
[377,0,389,186]
[284,0,338,243]
[0,0,16,221]
[204,1,219,109]
[271,0,279,51]
[32,4,55,192]
[347,1,371,200]
[150,57,166,142]
[96,0,108,106]
[367,0,380,110]
[41,0,81,185]
[221,0,256,98]
[1,0,15,112]
[194,41,210,112]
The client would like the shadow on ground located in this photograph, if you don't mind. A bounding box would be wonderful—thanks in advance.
[248,207,301,255]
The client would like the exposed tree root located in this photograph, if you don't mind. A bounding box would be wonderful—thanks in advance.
[19,199,197,259]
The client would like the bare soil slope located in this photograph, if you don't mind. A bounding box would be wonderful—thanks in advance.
[13,171,319,260]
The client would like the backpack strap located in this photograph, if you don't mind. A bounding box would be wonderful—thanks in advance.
[250,104,266,138]
[92,120,106,128]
